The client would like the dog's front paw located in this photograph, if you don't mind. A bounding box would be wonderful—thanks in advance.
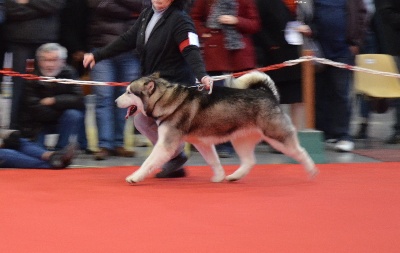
[125,171,146,184]
[307,166,319,180]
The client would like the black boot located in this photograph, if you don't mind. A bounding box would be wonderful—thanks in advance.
[155,152,188,178]
[49,143,77,169]
[2,130,21,150]
[386,133,400,144]
[354,123,368,140]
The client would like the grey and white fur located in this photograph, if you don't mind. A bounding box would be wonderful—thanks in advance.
[116,71,318,184]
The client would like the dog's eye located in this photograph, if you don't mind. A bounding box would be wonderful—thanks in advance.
[127,90,132,94]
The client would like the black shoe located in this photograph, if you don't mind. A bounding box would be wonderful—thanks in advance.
[156,168,187,178]
[2,130,21,150]
[84,148,95,155]
[155,152,188,178]
[49,143,77,169]
[386,134,400,144]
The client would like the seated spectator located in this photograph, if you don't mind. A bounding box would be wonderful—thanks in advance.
[20,43,87,151]
[0,130,76,169]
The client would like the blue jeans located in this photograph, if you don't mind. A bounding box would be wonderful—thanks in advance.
[315,56,354,141]
[0,138,50,168]
[90,51,140,150]
[36,109,85,150]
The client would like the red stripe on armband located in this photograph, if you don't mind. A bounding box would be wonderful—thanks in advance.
[179,39,190,52]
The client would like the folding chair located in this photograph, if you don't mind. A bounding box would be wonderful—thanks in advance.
[354,54,400,98]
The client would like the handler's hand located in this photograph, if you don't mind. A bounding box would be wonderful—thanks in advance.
[349,45,359,56]
[297,24,312,37]
[40,97,56,106]
[15,0,29,4]
[83,53,96,69]
[201,76,214,94]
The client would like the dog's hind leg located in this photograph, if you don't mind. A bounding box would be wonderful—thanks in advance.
[225,135,259,181]
[192,143,225,182]
[264,134,318,179]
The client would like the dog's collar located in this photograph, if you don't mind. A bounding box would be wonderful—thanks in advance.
[187,83,213,94]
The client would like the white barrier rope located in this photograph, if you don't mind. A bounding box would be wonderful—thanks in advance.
[1,56,400,87]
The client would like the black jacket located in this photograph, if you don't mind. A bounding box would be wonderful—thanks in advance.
[0,0,4,24]
[253,0,302,82]
[93,5,207,85]
[377,0,400,56]
[4,0,65,44]
[86,0,149,48]
[20,65,84,138]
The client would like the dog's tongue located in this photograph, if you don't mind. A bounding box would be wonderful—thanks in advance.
[125,105,137,119]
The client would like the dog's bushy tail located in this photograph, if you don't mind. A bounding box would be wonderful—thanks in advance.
[228,71,280,102]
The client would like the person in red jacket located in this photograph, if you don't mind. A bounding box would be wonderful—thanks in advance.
[190,0,261,157]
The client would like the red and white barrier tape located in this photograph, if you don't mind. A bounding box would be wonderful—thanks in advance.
[1,56,400,88]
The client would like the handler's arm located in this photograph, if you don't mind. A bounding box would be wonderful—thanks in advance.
[175,15,209,83]
[84,16,141,68]
[92,28,137,62]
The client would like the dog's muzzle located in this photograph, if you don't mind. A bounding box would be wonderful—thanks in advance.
[125,105,137,119]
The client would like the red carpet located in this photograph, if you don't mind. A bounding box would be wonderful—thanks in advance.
[1,163,400,253]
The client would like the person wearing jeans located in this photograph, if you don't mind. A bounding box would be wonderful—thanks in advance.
[90,51,140,159]
[315,56,355,147]
[0,132,75,169]
[20,43,86,151]
[34,109,85,150]
[311,0,367,152]
[85,0,149,160]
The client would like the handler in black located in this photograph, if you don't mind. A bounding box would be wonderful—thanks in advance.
[83,0,213,178]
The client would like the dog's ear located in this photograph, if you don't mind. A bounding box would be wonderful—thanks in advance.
[149,72,160,79]
[144,81,156,96]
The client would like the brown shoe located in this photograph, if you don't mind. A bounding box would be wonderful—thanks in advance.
[114,147,135,157]
[94,147,111,161]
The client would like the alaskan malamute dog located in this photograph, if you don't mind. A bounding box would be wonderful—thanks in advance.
[116,71,318,184]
